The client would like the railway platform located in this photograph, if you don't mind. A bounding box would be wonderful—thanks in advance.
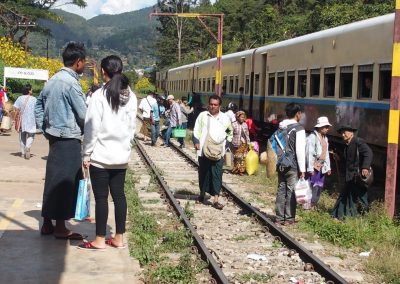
[0,132,141,283]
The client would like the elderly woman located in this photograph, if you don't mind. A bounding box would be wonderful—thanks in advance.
[231,111,250,175]
[306,116,332,208]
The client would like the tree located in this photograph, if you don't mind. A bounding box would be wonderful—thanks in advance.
[156,0,197,64]
[0,0,87,43]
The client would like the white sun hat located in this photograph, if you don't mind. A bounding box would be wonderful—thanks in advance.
[314,116,332,128]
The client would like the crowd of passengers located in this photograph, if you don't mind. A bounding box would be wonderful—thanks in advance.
[2,41,373,251]
[138,90,373,223]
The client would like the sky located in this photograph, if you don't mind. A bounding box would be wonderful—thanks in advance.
[55,0,215,19]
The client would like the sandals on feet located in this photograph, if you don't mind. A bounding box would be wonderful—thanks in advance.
[77,242,106,251]
[105,238,126,249]
[195,195,205,204]
[213,202,224,210]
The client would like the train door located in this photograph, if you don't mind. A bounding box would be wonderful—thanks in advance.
[260,53,267,122]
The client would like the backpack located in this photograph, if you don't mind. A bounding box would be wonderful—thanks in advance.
[273,123,302,172]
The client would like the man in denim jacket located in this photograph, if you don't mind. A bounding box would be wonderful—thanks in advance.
[35,42,87,239]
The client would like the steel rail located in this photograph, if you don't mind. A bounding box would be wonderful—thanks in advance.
[135,114,347,283]
[134,139,229,284]
[167,142,348,284]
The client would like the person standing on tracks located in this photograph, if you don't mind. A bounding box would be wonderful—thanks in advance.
[13,84,37,159]
[35,42,87,239]
[231,111,250,175]
[139,91,157,143]
[150,94,161,146]
[163,94,181,147]
[178,96,193,148]
[332,125,373,220]
[306,116,332,209]
[79,55,137,250]
[193,94,233,210]
[275,103,306,225]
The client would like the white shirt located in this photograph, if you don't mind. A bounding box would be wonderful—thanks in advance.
[225,110,236,123]
[138,95,157,118]
[286,119,306,173]
[14,95,37,133]
[82,87,137,168]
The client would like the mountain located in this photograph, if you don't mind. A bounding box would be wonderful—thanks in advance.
[30,7,158,69]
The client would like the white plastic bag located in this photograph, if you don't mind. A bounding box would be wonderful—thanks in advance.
[294,178,311,204]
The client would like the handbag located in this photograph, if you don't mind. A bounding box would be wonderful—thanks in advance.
[294,178,312,204]
[74,167,92,221]
[224,147,233,168]
[356,167,374,188]
[0,115,11,130]
[172,126,187,138]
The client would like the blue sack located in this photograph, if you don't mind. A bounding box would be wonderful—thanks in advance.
[74,170,91,221]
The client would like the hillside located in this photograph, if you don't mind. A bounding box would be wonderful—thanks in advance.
[30,7,158,69]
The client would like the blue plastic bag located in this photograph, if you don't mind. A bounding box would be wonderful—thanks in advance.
[74,170,91,221]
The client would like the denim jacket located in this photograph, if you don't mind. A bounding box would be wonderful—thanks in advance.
[35,67,87,139]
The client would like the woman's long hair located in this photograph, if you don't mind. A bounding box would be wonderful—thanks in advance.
[101,55,129,112]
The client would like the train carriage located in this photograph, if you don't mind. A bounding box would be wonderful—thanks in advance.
[157,13,395,174]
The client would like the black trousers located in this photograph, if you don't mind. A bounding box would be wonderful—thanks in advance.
[90,166,127,236]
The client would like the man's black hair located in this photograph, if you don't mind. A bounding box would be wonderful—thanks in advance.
[22,84,32,95]
[62,42,86,67]
[209,94,222,105]
[181,96,187,101]
[285,102,303,118]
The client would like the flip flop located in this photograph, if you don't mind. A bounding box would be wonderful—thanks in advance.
[54,232,87,240]
[105,238,126,249]
[77,242,106,251]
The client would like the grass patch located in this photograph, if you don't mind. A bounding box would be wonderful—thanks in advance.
[233,234,255,241]
[298,201,400,282]
[237,272,273,283]
[184,201,194,219]
[126,170,206,283]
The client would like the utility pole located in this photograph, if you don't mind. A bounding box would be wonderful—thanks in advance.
[150,12,224,96]
[17,21,36,54]
[385,2,400,219]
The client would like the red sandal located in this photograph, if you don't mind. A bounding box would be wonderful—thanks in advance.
[105,238,126,249]
[77,241,106,251]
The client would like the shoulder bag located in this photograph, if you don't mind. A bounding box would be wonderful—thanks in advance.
[15,96,30,132]
[203,116,225,161]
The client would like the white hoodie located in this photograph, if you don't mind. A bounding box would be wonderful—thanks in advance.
[280,119,306,173]
[82,87,137,169]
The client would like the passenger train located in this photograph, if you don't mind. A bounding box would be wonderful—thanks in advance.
[156,14,395,175]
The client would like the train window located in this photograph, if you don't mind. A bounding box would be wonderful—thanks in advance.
[324,67,335,97]
[310,69,320,97]
[207,78,211,92]
[198,79,201,91]
[223,77,227,92]
[203,78,206,92]
[277,72,284,96]
[287,71,295,96]
[245,75,250,94]
[379,63,391,100]
[212,77,216,93]
[358,65,373,99]
[298,70,306,97]
[255,74,260,95]
[340,66,353,98]
[268,73,275,96]
[229,76,234,93]
[235,76,239,93]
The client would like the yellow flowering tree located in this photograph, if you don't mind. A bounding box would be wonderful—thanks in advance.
[134,77,155,94]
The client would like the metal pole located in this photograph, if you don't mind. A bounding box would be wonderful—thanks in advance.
[46,39,49,60]
[385,3,400,219]
[215,16,223,96]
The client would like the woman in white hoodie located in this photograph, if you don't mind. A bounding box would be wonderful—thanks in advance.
[79,55,137,250]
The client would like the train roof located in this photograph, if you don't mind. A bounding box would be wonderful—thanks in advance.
[168,13,394,73]
[168,49,255,72]
[256,13,394,54]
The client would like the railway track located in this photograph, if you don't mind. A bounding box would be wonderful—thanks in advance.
[132,122,348,283]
